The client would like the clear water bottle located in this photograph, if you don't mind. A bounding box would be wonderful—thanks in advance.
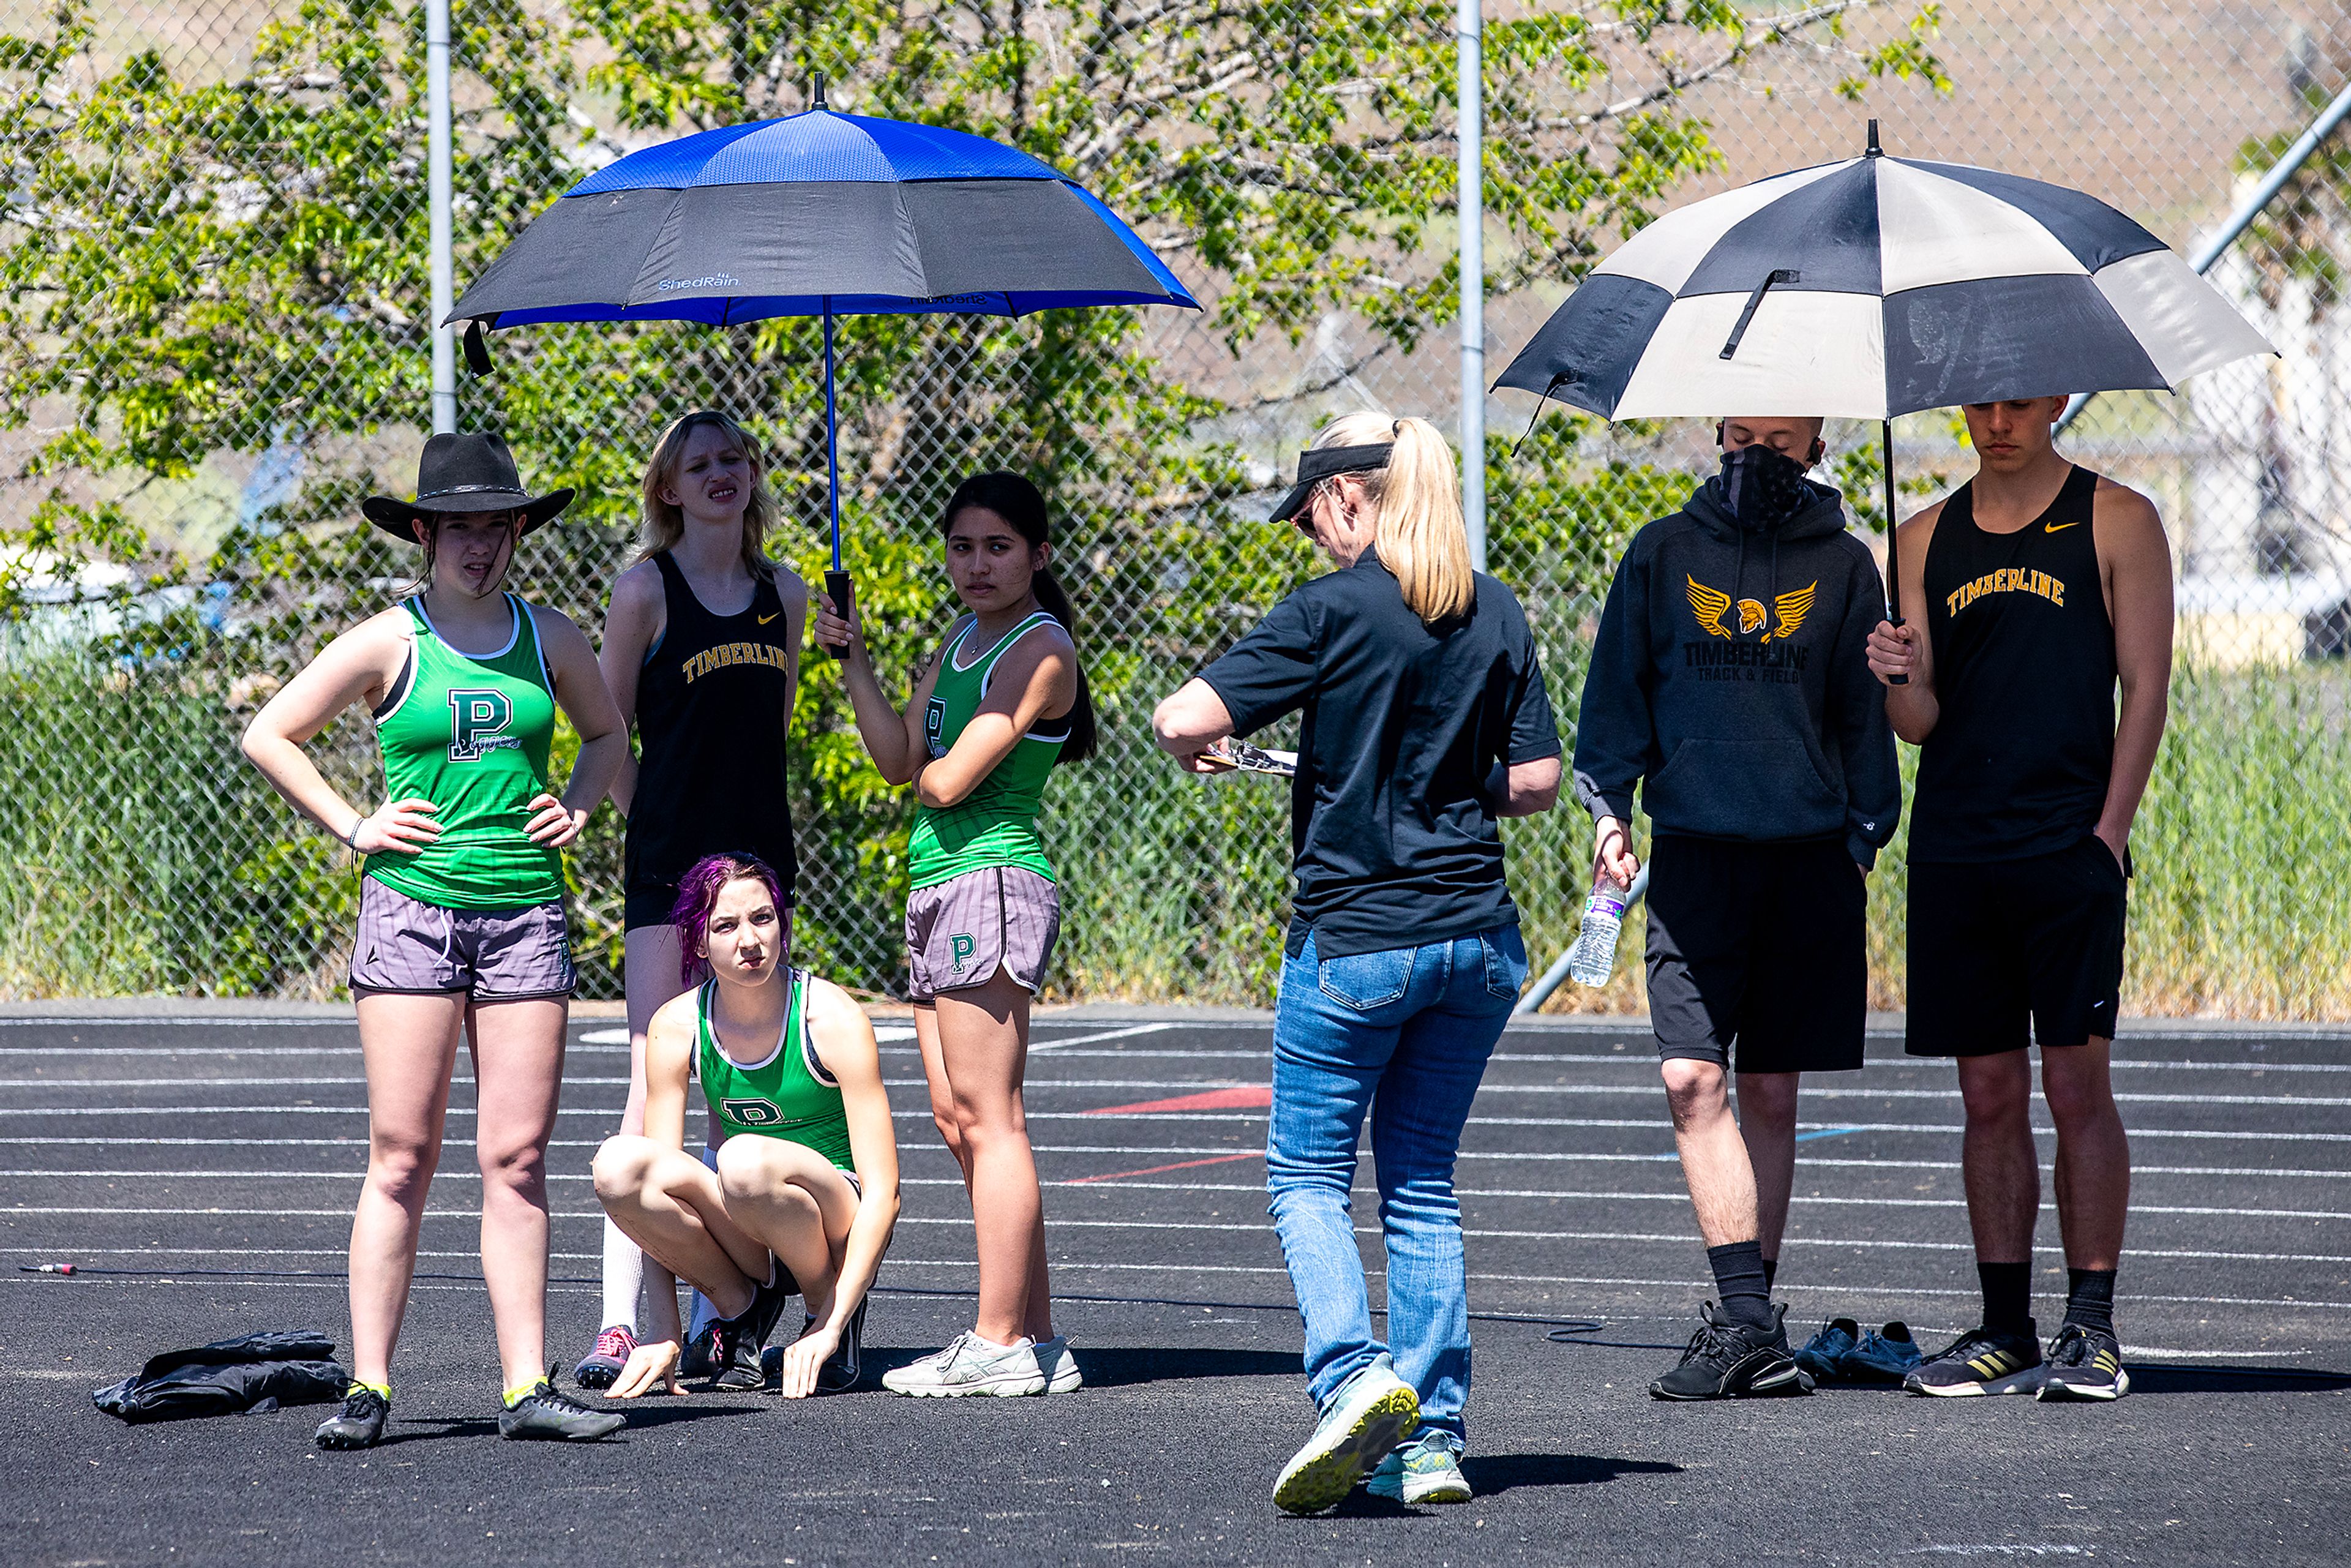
[1567,877,1633,987]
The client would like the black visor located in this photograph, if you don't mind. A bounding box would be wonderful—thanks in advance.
[1268,441,1394,524]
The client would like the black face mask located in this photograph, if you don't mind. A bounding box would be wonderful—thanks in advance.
[1719,444,1813,530]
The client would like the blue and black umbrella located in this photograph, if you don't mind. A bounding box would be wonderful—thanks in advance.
[447,78,1197,616]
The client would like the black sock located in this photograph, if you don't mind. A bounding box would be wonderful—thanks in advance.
[2064,1267,2117,1337]
[1707,1241,1774,1331]
[1977,1261,2033,1335]
[1761,1255,1779,1294]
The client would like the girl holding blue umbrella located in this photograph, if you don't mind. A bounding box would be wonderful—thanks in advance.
[815,471,1095,1397]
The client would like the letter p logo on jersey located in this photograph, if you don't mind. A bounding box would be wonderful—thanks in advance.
[447,689,519,761]
[948,932,977,975]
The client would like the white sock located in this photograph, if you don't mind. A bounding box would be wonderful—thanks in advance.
[599,1217,644,1334]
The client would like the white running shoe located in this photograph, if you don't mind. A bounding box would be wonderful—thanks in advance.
[1367,1431,1473,1504]
[1032,1335,1082,1394]
[882,1332,1048,1397]
[1272,1355,1419,1516]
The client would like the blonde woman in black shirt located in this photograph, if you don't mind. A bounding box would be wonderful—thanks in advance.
[1153,412,1561,1514]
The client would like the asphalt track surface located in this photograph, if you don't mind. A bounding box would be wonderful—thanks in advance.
[1,1010,2346,1567]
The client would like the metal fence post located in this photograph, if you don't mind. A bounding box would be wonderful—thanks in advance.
[427,0,456,435]
[1457,0,1485,571]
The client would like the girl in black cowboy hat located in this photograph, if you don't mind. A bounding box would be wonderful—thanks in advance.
[240,430,629,1448]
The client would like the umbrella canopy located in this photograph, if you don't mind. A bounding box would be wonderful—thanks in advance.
[449,106,1197,328]
[444,88,1197,586]
[1493,138,2273,421]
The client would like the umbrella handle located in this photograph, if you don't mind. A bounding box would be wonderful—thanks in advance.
[821,306,849,661]
[822,570,854,663]
[1881,418,1908,686]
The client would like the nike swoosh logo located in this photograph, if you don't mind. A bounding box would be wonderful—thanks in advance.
[2044,521,2082,533]
[757,612,779,624]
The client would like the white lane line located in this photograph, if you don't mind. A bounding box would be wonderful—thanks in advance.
[21,1075,2349,1109]
[9,1105,2341,1142]
[14,1167,2349,1224]
[0,1047,632,1059]
[1453,1273,2351,1311]
[0,1018,348,1027]
[18,1199,2335,1264]
[1026,1023,1180,1053]
[1488,1052,2351,1075]
[1013,1146,2351,1180]
[6,1106,2349,1148]
[4,1256,2342,1320]
[9,1047,2345,1086]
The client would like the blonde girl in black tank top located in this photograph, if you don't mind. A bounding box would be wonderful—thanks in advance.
[576,411,810,1390]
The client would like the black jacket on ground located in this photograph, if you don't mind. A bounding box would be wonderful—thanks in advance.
[1571,472,1900,866]
[92,1330,348,1424]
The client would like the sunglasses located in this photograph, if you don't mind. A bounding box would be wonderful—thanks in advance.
[1290,480,1331,534]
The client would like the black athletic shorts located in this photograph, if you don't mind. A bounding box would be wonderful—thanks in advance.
[1644,835,1867,1074]
[624,881,681,933]
[1907,835,2127,1056]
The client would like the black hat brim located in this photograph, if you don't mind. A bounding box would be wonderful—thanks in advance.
[1265,441,1395,524]
[361,488,574,541]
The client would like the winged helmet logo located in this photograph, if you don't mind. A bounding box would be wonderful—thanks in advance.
[1686,576,1816,644]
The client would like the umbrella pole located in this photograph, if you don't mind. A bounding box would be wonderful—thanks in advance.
[1882,417,1907,686]
[824,306,842,574]
[821,306,854,661]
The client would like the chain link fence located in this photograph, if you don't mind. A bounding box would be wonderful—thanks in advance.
[4,0,2348,1015]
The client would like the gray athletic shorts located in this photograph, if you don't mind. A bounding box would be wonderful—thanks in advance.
[349,877,574,1000]
[904,865,1060,1003]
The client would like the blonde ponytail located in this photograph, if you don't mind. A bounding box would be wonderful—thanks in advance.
[1308,411,1475,624]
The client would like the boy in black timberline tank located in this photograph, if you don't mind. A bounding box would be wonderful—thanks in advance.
[1868,396,2173,1402]
[1575,416,1900,1401]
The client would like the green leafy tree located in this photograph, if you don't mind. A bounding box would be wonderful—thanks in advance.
[1,0,1947,999]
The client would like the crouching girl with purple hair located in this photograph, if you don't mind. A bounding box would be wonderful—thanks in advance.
[591,853,900,1398]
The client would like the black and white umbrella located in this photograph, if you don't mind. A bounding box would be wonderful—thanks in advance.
[1494,126,2271,421]
[1493,124,2273,653]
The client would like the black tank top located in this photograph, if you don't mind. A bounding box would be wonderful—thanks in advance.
[623,553,798,905]
[1910,465,2114,863]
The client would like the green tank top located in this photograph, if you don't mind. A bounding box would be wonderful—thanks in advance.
[696,971,855,1171]
[362,593,565,910]
[907,610,1068,890]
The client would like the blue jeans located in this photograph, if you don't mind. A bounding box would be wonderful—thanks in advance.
[1265,925,1527,1445]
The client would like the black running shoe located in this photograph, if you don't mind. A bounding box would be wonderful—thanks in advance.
[680,1324,722,1381]
[498,1375,626,1442]
[1904,1322,2044,1397]
[813,1297,869,1395]
[707,1267,793,1391]
[314,1385,389,1450]
[2037,1322,2129,1401]
[1649,1301,1809,1401]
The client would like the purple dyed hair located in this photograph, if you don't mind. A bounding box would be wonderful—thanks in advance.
[669,853,791,985]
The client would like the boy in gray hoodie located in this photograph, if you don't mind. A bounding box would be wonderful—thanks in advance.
[1574,416,1899,1400]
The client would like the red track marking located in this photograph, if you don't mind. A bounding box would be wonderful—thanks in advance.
[1084,1085,1273,1116]
[1065,1151,1264,1185]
